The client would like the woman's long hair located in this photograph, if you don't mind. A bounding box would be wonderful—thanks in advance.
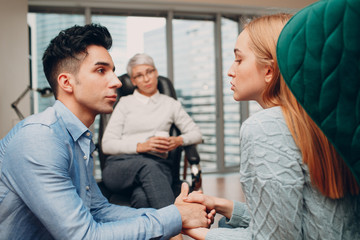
[245,13,359,198]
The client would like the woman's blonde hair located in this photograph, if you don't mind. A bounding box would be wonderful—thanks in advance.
[245,13,359,198]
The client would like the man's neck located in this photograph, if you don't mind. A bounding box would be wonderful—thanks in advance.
[57,98,95,128]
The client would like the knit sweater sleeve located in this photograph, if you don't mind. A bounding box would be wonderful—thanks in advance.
[206,107,305,240]
[206,226,252,240]
[206,201,252,240]
[225,201,251,228]
[238,107,305,239]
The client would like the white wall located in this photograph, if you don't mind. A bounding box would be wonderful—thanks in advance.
[29,0,316,14]
[29,0,316,10]
[0,0,29,138]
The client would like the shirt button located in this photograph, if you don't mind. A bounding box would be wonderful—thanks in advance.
[86,132,90,137]
[85,186,90,191]
[83,156,87,160]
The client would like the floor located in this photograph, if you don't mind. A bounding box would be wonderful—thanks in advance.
[182,173,245,240]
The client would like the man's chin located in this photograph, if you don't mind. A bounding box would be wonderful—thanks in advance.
[102,109,114,114]
[100,105,114,114]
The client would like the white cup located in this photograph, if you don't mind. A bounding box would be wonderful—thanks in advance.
[148,131,170,159]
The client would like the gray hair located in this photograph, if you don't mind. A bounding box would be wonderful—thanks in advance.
[126,53,156,77]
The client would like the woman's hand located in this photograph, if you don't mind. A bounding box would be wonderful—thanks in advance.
[167,136,183,151]
[136,136,184,153]
[136,136,170,153]
[183,191,216,211]
[184,191,234,219]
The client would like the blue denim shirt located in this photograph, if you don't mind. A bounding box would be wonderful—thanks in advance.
[0,100,181,239]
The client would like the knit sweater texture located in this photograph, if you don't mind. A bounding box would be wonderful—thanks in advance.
[206,107,360,240]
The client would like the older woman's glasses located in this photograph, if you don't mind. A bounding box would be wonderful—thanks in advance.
[133,68,156,81]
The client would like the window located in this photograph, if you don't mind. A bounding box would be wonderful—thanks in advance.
[221,17,241,168]
[28,13,84,113]
[173,19,217,171]
[91,15,167,76]
[28,8,260,175]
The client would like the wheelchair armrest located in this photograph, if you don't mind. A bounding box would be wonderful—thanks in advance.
[184,145,202,191]
[184,145,200,164]
[190,163,202,191]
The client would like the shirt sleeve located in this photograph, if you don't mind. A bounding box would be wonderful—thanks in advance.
[2,124,181,240]
[172,100,202,146]
[101,99,139,154]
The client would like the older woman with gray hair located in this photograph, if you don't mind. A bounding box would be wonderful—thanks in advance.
[102,53,202,209]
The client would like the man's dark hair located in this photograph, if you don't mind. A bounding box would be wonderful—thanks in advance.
[42,24,112,98]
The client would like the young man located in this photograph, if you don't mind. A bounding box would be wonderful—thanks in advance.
[0,24,210,239]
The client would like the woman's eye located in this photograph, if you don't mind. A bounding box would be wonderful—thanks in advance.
[235,59,242,64]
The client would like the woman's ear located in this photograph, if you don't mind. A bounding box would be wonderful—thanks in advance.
[57,73,74,94]
[264,65,273,83]
[130,77,137,87]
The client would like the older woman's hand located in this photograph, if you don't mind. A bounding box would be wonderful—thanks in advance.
[136,136,170,153]
[136,136,184,153]
[167,136,183,151]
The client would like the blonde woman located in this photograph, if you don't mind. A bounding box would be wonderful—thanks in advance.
[183,13,360,240]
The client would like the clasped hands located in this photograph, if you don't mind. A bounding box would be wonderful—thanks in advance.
[137,136,183,153]
[174,183,218,240]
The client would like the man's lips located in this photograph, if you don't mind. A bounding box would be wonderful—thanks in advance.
[106,95,117,101]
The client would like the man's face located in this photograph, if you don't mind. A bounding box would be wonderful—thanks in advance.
[72,45,121,119]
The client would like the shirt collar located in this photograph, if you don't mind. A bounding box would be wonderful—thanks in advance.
[53,100,90,142]
[133,89,161,104]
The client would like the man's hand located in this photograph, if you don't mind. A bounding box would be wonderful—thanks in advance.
[175,183,212,229]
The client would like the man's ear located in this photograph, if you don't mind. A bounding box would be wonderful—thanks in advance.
[264,65,273,83]
[58,73,74,94]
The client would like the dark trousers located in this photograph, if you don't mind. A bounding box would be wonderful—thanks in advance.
[102,154,175,209]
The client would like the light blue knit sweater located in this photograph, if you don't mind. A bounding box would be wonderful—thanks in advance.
[206,107,360,240]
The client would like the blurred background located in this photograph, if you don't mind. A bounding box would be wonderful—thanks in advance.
[0,0,316,178]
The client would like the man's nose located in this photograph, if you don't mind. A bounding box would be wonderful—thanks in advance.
[111,74,122,88]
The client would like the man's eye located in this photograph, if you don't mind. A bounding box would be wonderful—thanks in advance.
[97,68,105,73]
